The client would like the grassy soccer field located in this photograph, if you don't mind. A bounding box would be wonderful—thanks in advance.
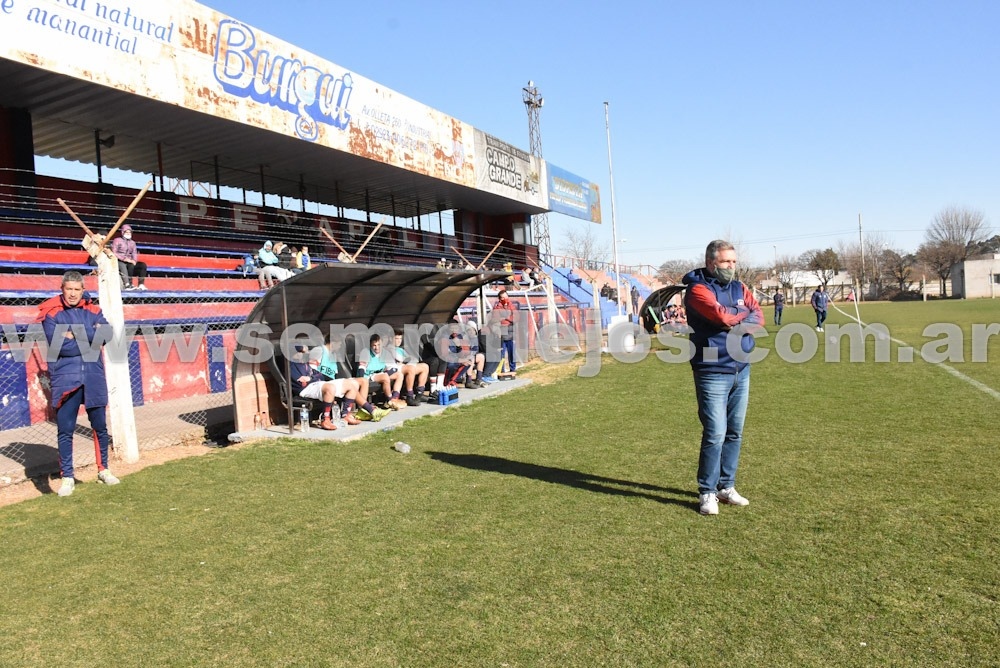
[1,300,997,667]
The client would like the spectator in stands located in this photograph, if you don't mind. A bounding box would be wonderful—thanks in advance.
[568,269,583,287]
[288,346,363,430]
[295,245,311,272]
[600,282,611,299]
[529,267,542,286]
[502,261,516,286]
[111,224,147,290]
[275,241,296,276]
[491,289,519,377]
[257,240,285,289]
[436,258,447,269]
[38,271,121,497]
[358,333,407,410]
[311,336,390,422]
[392,330,430,405]
[631,285,640,313]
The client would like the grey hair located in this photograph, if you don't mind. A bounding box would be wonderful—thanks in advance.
[61,270,85,286]
[705,240,735,263]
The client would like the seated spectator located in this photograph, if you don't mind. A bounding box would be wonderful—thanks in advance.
[357,333,407,410]
[436,257,447,269]
[309,337,389,422]
[275,241,296,276]
[600,282,611,298]
[257,240,287,289]
[529,267,542,286]
[392,329,430,405]
[111,224,148,290]
[239,249,259,277]
[567,269,583,287]
[295,245,312,272]
[287,346,363,430]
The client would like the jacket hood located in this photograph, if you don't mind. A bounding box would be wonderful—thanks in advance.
[681,267,712,287]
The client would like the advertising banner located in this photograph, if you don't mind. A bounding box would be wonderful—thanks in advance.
[0,0,475,187]
[472,130,547,209]
[546,163,601,223]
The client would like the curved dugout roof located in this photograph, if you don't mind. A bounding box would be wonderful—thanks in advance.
[638,285,686,333]
[240,264,507,346]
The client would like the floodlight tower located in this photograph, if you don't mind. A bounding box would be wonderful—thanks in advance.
[522,80,550,261]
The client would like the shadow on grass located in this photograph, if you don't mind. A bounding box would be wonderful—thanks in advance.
[427,452,696,509]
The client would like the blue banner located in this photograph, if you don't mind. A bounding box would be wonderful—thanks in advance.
[546,164,601,223]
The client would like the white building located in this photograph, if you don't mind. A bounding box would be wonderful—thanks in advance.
[951,254,1000,299]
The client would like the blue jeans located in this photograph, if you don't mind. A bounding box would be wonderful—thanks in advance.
[500,338,516,372]
[815,309,827,328]
[56,386,109,479]
[693,366,750,495]
[774,306,783,325]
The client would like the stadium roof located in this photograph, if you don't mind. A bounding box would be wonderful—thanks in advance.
[0,2,603,223]
[0,58,542,220]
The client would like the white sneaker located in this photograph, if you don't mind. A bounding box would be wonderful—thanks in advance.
[98,469,120,485]
[137,284,147,291]
[718,487,749,506]
[816,326,823,331]
[699,492,719,515]
[57,477,75,497]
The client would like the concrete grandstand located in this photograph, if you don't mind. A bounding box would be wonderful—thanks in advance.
[0,0,606,481]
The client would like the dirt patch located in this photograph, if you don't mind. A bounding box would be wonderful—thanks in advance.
[516,356,585,386]
[0,442,251,508]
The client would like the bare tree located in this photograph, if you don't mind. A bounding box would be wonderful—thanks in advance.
[926,206,990,255]
[559,227,610,270]
[916,240,963,296]
[915,206,990,297]
[838,232,892,297]
[774,253,800,291]
[800,248,840,287]
[656,259,693,285]
[883,249,915,292]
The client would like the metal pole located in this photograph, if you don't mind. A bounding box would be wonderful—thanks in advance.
[604,102,623,317]
[281,283,294,435]
[858,213,866,303]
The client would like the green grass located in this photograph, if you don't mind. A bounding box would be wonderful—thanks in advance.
[2,301,998,667]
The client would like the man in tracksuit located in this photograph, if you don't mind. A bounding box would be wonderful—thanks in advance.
[682,241,763,516]
[810,285,831,332]
[38,271,121,497]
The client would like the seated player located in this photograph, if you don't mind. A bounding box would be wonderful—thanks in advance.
[288,346,362,430]
[357,333,407,410]
[442,321,486,389]
[309,336,390,423]
[392,329,430,406]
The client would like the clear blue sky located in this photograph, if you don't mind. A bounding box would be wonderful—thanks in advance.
[204,0,1000,269]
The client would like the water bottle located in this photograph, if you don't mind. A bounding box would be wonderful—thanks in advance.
[331,403,346,428]
[299,406,310,432]
[393,441,411,454]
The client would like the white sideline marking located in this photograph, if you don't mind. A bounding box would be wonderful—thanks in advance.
[831,303,1000,402]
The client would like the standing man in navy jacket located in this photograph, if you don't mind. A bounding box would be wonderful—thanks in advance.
[38,271,121,497]
[682,241,763,516]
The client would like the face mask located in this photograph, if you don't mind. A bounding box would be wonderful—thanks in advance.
[713,267,735,285]
[124,232,132,239]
